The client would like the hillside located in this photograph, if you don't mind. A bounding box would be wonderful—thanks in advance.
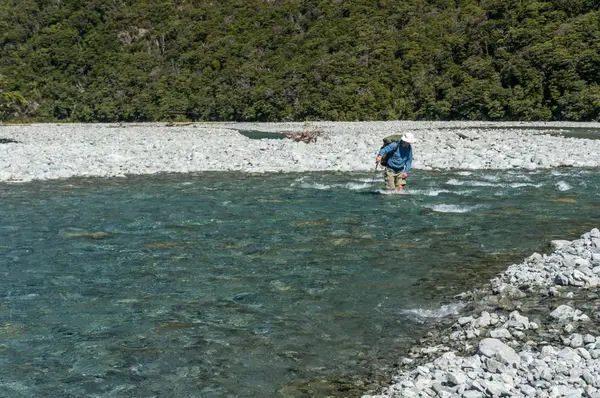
[1,0,599,122]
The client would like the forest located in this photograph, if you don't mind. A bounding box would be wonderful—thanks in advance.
[1,0,599,122]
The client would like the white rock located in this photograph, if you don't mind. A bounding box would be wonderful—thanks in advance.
[478,338,520,365]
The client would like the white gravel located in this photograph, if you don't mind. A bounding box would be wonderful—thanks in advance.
[364,229,600,398]
[1,121,599,182]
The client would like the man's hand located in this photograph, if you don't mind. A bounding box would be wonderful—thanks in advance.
[376,155,382,164]
[400,172,408,178]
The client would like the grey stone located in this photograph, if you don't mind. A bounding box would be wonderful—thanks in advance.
[550,305,579,321]
[551,240,572,250]
[558,347,581,361]
[528,252,543,264]
[555,273,570,285]
[573,269,588,281]
[478,338,520,365]
[462,390,484,398]
[577,347,592,360]
[585,387,600,398]
[569,276,586,287]
[570,333,584,348]
[529,321,539,329]
[569,368,583,382]
[446,371,467,386]
[540,345,558,357]
[583,369,596,386]
[508,311,530,330]
[520,384,537,397]
[432,382,452,394]
[474,311,492,328]
[576,258,592,267]
[490,328,512,339]
[540,367,554,382]
[415,376,433,390]
[481,380,510,396]
[484,358,506,374]
[578,314,591,322]
[461,356,482,370]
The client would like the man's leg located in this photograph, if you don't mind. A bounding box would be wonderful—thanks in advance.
[394,175,407,191]
[384,169,396,190]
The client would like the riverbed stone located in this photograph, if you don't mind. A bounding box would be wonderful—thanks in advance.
[555,273,570,285]
[570,334,584,348]
[474,311,492,328]
[446,371,467,386]
[462,390,484,398]
[363,229,600,398]
[550,305,580,321]
[478,338,520,365]
[490,328,511,338]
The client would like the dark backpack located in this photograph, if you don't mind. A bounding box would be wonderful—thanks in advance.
[380,134,402,167]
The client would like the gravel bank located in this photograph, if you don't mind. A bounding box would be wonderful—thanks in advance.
[0,121,599,182]
[363,229,600,398]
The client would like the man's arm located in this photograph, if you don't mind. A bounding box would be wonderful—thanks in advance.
[378,142,398,157]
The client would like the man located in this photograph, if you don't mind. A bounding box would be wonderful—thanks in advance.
[375,132,416,191]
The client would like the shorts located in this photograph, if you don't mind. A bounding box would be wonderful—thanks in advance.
[385,169,407,190]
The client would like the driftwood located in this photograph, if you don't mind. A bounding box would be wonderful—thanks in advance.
[0,138,20,144]
[283,130,321,143]
[282,121,325,143]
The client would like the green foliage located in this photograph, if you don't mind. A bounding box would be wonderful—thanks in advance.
[0,0,599,122]
[0,75,27,120]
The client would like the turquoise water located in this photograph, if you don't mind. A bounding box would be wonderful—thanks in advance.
[1,169,599,397]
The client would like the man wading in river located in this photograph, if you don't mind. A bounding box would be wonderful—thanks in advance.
[375,132,416,192]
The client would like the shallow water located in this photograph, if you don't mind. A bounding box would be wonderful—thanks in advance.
[1,168,599,397]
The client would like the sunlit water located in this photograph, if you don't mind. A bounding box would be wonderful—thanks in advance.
[1,168,599,397]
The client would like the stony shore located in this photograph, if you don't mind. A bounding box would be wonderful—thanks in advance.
[0,121,600,182]
[363,229,600,398]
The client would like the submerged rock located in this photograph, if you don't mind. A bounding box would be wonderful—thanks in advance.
[62,230,112,239]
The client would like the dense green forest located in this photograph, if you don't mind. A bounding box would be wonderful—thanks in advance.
[1,0,599,122]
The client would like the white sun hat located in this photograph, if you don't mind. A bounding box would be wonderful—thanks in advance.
[401,132,417,143]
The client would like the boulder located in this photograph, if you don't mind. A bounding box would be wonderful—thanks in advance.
[478,338,520,365]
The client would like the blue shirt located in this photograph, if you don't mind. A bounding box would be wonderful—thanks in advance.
[378,141,413,174]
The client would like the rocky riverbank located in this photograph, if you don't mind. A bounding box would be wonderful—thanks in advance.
[0,121,600,182]
[363,228,600,398]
